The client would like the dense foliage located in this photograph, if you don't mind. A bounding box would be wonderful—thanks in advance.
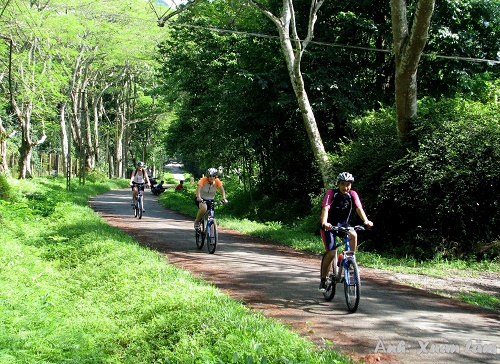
[154,0,499,259]
[333,99,500,259]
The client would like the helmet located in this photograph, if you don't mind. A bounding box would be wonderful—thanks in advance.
[137,161,145,167]
[206,168,218,177]
[337,172,354,183]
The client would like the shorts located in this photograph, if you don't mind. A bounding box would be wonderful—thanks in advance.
[320,222,349,251]
[132,183,145,191]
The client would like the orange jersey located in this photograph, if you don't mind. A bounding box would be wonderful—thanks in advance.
[197,177,223,200]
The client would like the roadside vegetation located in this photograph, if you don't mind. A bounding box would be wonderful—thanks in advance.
[0,176,352,364]
[160,152,500,310]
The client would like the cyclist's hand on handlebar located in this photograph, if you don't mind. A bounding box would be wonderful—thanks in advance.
[322,222,333,230]
[222,199,228,204]
[196,197,203,202]
[364,220,374,228]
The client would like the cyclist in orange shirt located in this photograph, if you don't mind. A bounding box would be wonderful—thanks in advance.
[194,168,227,229]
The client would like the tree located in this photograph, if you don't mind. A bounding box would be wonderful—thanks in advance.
[390,0,435,145]
[247,0,332,187]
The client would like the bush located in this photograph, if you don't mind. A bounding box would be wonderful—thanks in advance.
[333,99,500,260]
[0,173,11,200]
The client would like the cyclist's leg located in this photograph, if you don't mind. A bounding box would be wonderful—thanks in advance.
[320,229,336,278]
[132,186,138,200]
[140,185,145,211]
[347,229,358,252]
[194,199,207,229]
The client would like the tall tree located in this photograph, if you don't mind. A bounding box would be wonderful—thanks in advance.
[390,0,435,145]
[247,0,332,187]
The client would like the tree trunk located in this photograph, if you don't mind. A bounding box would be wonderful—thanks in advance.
[249,0,331,187]
[59,102,70,176]
[390,0,435,146]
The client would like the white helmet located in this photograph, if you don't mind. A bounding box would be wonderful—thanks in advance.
[207,168,218,177]
[337,172,354,182]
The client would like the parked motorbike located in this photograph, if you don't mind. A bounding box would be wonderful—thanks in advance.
[151,180,166,195]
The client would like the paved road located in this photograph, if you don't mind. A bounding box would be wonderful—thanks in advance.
[89,188,500,364]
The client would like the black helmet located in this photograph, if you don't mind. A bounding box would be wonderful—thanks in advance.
[337,172,354,183]
[207,168,218,177]
[137,161,145,167]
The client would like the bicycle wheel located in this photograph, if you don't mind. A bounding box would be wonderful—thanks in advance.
[344,258,360,313]
[133,198,138,218]
[207,219,218,254]
[195,219,205,250]
[137,196,143,219]
[321,253,336,301]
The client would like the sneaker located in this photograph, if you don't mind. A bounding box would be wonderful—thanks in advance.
[319,280,327,292]
[194,221,200,230]
[142,209,145,212]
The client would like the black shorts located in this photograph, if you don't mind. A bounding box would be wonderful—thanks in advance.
[132,183,145,191]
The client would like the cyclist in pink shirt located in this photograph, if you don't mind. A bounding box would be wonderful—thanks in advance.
[194,168,227,229]
[319,172,373,291]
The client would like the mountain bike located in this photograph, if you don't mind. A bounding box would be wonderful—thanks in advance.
[195,199,224,254]
[132,182,145,219]
[321,225,366,313]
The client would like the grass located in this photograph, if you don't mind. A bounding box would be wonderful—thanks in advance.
[0,176,352,364]
[159,183,500,312]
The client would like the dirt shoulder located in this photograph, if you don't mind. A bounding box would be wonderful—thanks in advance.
[89,189,500,364]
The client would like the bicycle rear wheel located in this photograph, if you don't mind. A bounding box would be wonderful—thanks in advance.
[344,258,360,313]
[195,220,205,249]
[207,219,218,254]
[321,253,336,301]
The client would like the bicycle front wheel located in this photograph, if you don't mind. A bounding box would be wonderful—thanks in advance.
[133,198,138,218]
[138,196,143,219]
[207,219,218,254]
[195,220,205,250]
[344,258,360,313]
[321,253,336,301]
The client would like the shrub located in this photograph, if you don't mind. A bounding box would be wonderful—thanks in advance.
[333,99,500,260]
[0,173,11,200]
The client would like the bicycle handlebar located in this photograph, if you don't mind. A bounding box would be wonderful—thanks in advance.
[131,182,149,188]
[323,224,367,232]
[199,198,227,205]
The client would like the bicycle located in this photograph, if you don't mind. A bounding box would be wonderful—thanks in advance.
[321,225,366,313]
[132,182,145,219]
[195,199,225,254]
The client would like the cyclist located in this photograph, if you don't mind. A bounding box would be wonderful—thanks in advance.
[194,168,227,229]
[319,172,373,291]
[129,161,151,211]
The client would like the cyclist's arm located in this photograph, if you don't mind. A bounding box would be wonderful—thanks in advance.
[195,184,203,201]
[219,185,227,202]
[356,207,373,227]
[130,170,136,185]
[145,173,151,186]
[320,206,332,230]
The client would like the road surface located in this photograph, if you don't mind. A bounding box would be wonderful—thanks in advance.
[89,188,499,364]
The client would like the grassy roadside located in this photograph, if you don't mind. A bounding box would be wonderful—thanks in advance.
[0,176,352,364]
[160,184,500,311]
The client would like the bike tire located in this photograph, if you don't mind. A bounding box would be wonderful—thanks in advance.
[321,253,336,301]
[207,219,218,254]
[344,258,361,313]
[133,198,138,218]
[138,196,143,219]
[195,220,205,250]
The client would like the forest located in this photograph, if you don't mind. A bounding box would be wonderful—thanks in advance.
[1,0,499,259]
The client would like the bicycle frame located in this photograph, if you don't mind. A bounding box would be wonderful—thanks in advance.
[322,225,364,312]
[132,183,145,219]
[196,199,223,254]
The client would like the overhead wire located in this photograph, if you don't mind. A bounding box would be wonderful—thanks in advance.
[165,21,500,65]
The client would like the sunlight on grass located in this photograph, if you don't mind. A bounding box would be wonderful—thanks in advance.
[0,176,352,363]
